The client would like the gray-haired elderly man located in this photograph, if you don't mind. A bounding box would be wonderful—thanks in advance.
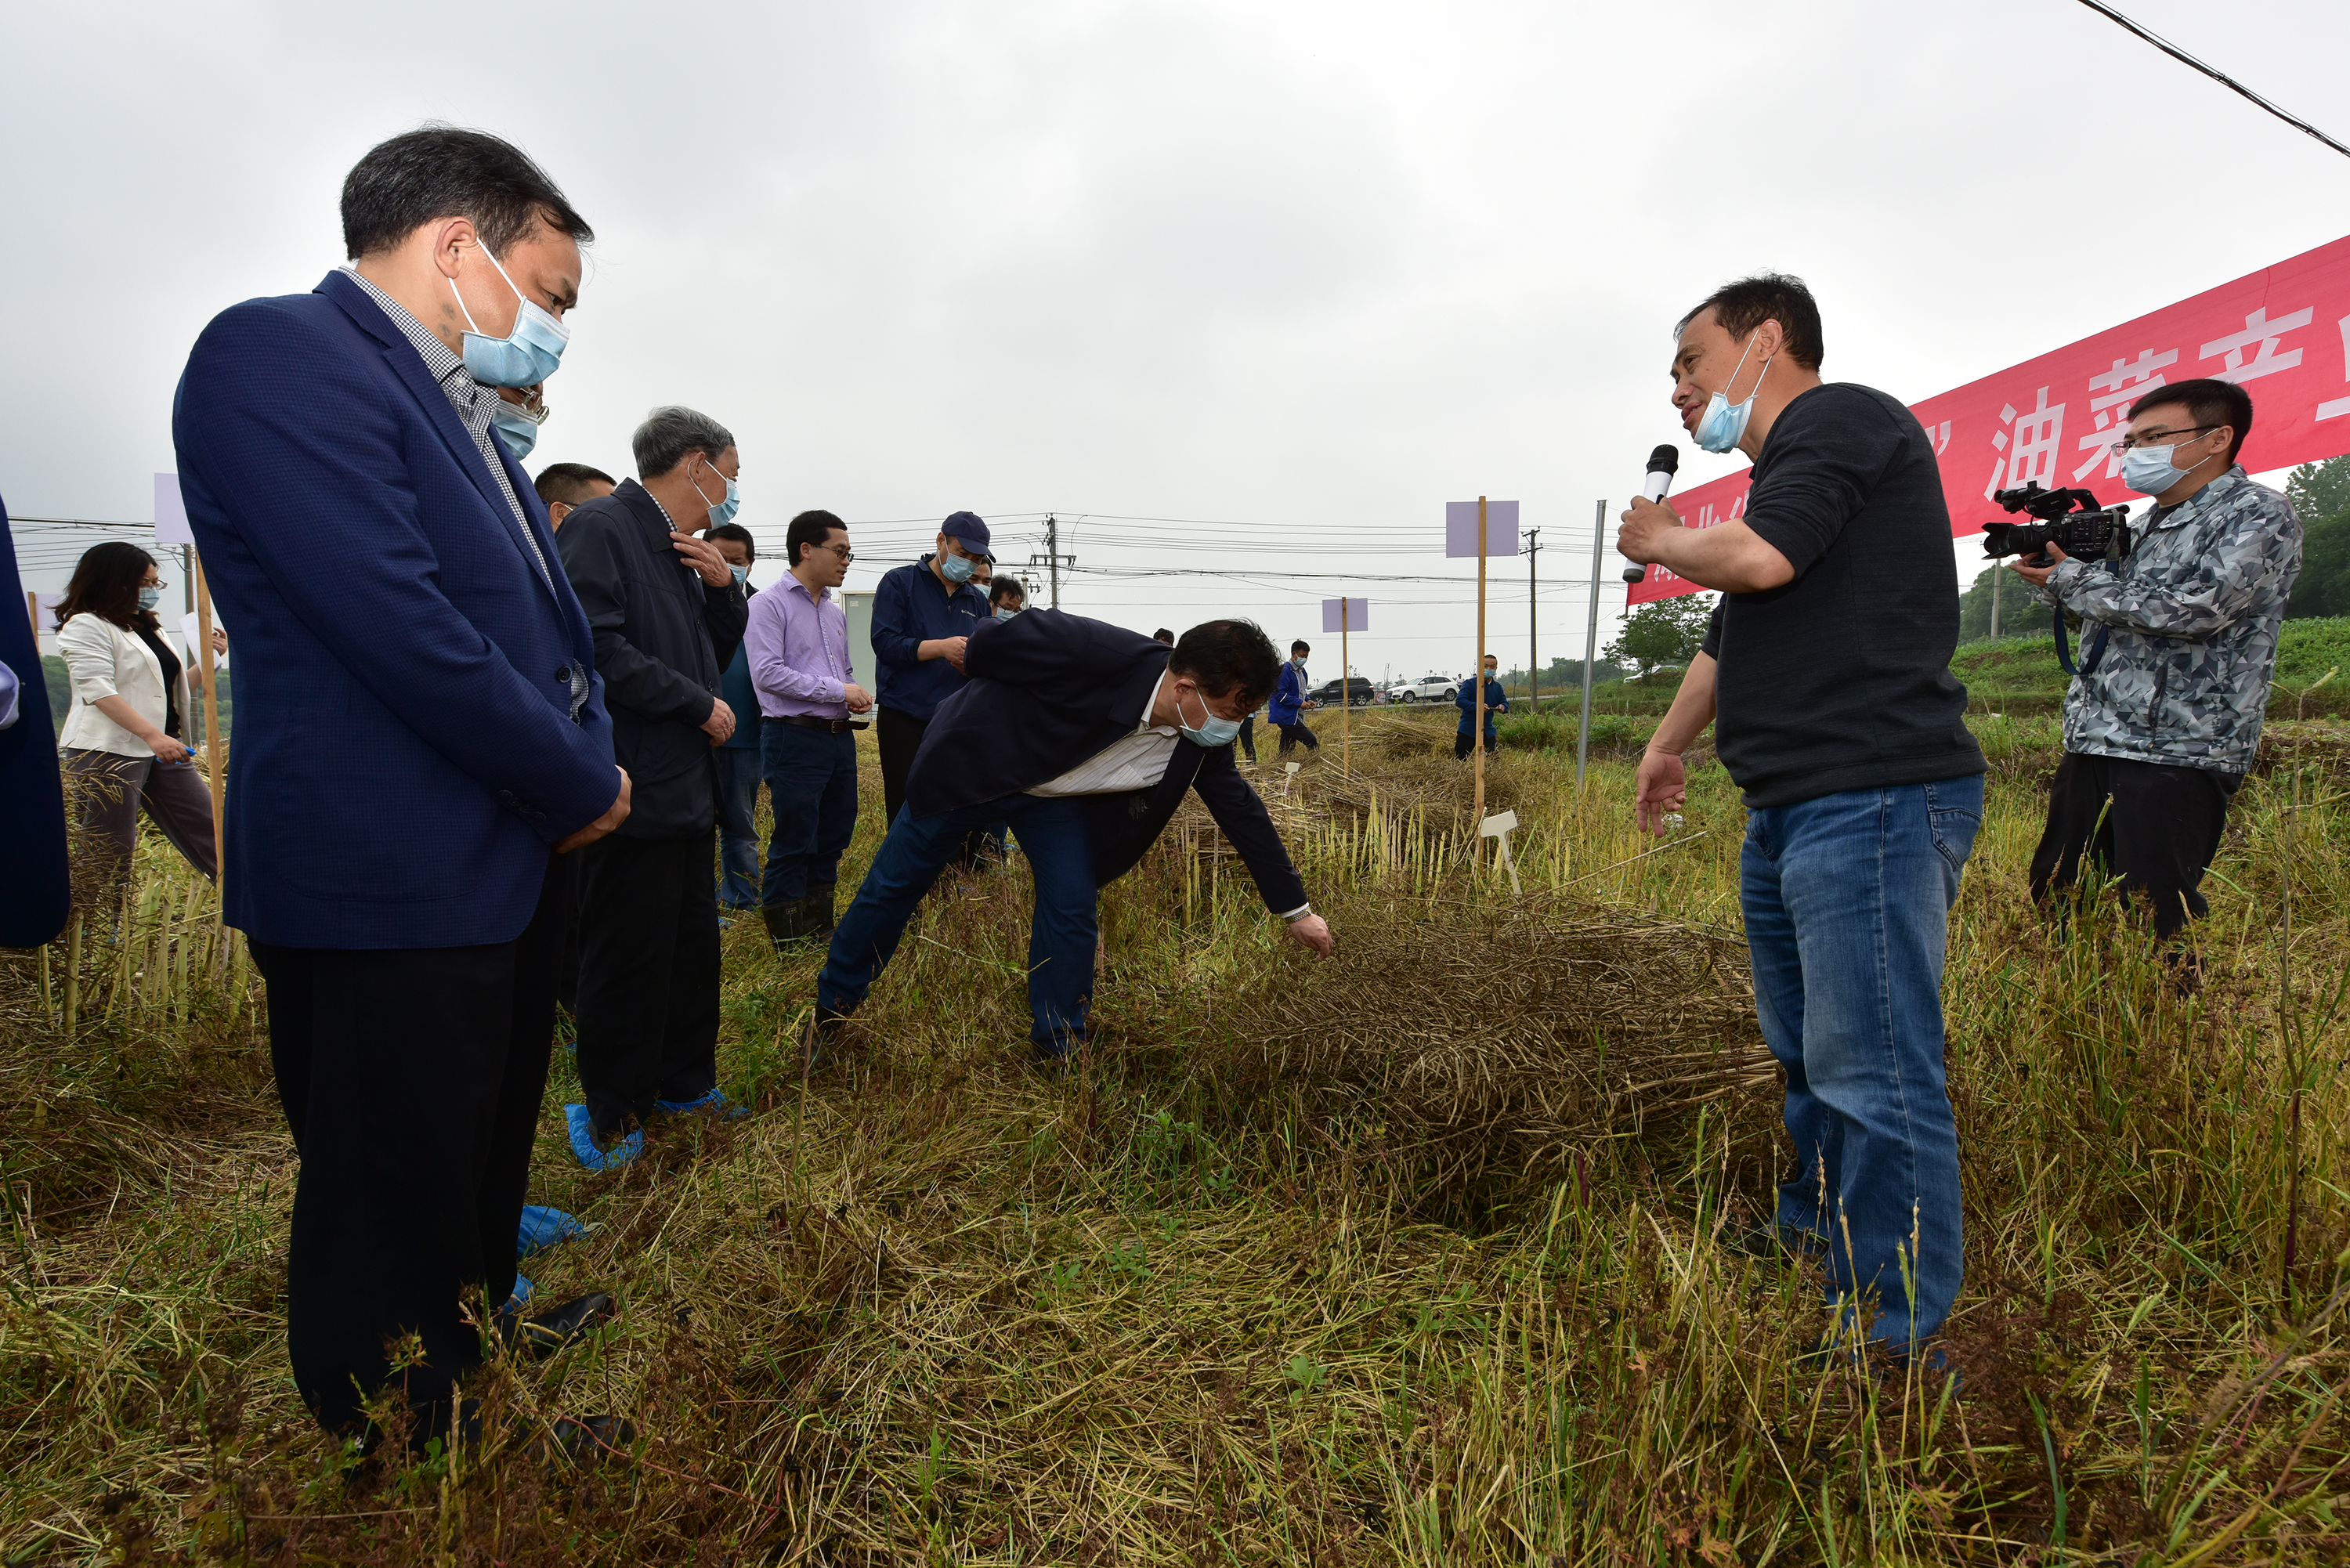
[554,406,752,1169]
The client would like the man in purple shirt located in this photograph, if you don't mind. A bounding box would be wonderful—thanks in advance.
[745,508,873,948]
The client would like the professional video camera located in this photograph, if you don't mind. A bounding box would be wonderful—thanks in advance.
[1982,482,2133,566]
[1982,482,2137,677]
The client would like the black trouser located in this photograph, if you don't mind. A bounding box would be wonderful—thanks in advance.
[1454,729,1497,760]
[876,706,928,833]
[1275,721,1319,755]
[572,829,721,1139]
[1237,714,1256,763]
[249,851,569,1439]
[2028,751,2241,941]
[877,704,983,865]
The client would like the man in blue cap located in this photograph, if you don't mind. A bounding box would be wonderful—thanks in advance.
[870,511,993,832]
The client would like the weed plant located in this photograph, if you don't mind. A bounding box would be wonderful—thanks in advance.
[2,710,2347,1563]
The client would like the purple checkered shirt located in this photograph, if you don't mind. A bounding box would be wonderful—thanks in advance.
[744,574,851,718]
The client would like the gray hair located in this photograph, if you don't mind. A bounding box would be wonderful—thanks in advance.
[632,405,736,478]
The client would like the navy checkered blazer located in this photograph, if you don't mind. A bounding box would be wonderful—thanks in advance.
[172,269,617,950]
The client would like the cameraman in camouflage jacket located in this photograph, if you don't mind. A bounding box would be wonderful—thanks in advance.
[2010,378,2301,950]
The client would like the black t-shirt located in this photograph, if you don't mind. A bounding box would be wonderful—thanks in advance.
[1697,382,1983,807]
[133,622,183,739]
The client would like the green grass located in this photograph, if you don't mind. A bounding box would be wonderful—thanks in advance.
[1949,616,2350,717]
[4,711,2348,1564]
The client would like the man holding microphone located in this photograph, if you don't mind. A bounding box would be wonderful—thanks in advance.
[1616,274,1984,1365]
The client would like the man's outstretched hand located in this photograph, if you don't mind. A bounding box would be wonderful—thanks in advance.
[1634,746,1687,837]
[1285,913,1334,957]
[556,768,632,854]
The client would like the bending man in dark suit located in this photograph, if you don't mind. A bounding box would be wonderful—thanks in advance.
[173,128,629,1447]
[555,406,751,1166]
[809,614,1335,1064]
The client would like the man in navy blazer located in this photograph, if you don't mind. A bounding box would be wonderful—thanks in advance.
[810,612,1335,1064]
[173,128,630,1448]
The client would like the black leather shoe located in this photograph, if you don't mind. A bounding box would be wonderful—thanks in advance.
[1721,1220,1826,1266]
[798,1004,848,1069]
[499,1291,616,1359]
[527,1414,636,1466]
[761,900,808,951]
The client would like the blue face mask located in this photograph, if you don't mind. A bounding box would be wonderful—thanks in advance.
[729,564,750,587]
[994,605,1021,621]
[490,397,543,460]
[450,244,570,388]
[1693,331,1773,454]
[2121,441,2211,497]
[939,551,977,585]
[138,587,163,611]
[1174,683,1242,748]
[689,460,741,526]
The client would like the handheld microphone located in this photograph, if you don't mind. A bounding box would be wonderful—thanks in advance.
[1622,444,1680,584]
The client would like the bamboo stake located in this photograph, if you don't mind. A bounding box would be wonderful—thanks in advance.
[1340,596,1350,777]
[1474,497,1488,862]
[193,551,227,936]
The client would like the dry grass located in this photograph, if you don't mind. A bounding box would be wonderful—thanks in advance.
[5,709,2350,1564]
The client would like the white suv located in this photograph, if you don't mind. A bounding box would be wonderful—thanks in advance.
[1386,674,1459,704]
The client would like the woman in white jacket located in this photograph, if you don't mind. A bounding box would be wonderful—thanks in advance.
[55,542,219,883]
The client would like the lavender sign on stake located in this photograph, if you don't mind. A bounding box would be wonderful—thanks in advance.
[1444,499,1517,558]
[1321,597,1368,771]
[155,473,193,546]
[1319,598,1368,633]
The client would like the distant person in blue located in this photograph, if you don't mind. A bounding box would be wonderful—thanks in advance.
[1454,654,1508,760]
[706,522,763,914]
[1269,639,1319,755]
[870,511,992,830]
[172,128,629,1452]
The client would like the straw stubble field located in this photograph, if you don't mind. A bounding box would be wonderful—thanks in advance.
[2,705,2347,1565]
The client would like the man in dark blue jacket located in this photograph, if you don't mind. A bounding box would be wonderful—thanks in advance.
[808,613,1334,1065]
[870,511,992,829]
[555,408,751,1167]
[173,128,629,1448]
[1454,654,1509,759]
[1269,639,1319,755]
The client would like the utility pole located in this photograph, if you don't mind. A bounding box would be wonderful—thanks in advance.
[1577,500,1605,789]
[1524,527,1541,709]
[1027,512,1076,609]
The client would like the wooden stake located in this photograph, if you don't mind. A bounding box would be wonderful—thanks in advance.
[1340,595,1350,776]
[26,590,38,642]
[193,551,227,927]
[1474,496,1487,858]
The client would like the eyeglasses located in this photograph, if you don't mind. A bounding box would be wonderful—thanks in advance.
[817,543,854,562]
[2108,425,2218,455]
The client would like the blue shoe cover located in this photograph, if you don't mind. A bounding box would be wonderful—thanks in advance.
[507,1274,534,1312]
[516,1205,588,1260]
[655,1088,750,1120]
[565,1103,642,1171]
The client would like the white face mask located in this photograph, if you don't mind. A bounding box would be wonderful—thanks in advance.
[1693,331,1773,454]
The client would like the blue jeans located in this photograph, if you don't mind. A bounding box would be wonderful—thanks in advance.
[819,795,1097,1057]
[1741,775,1983,1349]
[761,724,859,905]
[714,746,763,909]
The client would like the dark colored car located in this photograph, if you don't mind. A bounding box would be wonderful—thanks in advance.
[1309,676,1379,709]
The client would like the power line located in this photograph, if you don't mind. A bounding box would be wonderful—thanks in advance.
[2071,0,2350,161]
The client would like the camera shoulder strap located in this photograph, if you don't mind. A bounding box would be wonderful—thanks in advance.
[2052,561,2115,678]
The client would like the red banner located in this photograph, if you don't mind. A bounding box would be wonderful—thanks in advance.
[1628,233,2350,603]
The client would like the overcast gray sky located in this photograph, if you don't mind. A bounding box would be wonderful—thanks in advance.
[6,0,2346,682]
